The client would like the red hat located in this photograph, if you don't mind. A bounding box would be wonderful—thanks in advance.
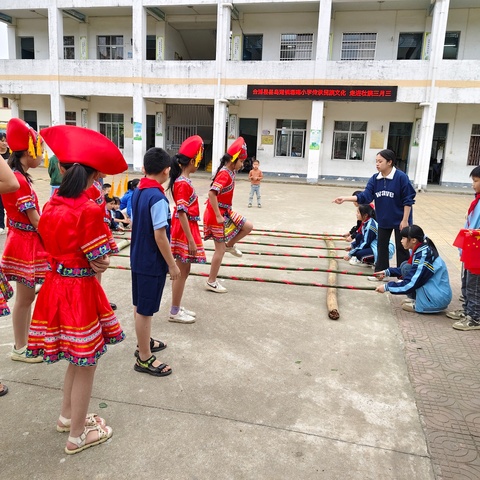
[7,118,43,157]
[179,135,204,167]
[227,137,247,162]
[40,125,128,175]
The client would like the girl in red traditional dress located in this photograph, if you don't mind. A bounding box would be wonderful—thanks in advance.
[26,125,127,454]
[167,135,206,323]
[203,137,253,293]
[0,148,21,397]
[1,118,49,363]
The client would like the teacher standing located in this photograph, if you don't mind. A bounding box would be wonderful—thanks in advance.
[333,149,416,278]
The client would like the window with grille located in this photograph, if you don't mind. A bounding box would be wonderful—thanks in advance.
[64,36,75,59]
[146,35,156,60]
[280,34,313,61]
[332,121,367,160]
[65,111,76,126]
[275,120,307,157]
[468,125,480,166]
[243,34,263,61]
[99,113,124,149]
[444,31,460,60]
[341,33,376,61]
[97,36,124,60]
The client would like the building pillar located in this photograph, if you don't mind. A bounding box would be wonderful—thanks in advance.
[132,93,146,171]
[414,0,449,189]
[7,24,16,59]
[211,1,232,172]
[47,6,65,125]
[307,101,324,183]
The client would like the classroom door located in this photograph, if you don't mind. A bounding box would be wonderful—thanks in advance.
[387,122,413,173]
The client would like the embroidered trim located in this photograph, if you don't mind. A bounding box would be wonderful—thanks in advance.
[8,218,36,232]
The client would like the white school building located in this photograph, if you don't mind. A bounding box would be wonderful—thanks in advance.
[0,0,479,187]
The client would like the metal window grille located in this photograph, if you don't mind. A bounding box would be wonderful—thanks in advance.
[468,125,480,166]
[341,33,377,61]
[65,111,76,126]
[64,36,75,59]
[97,36,124,60]
[280,34,313,61]
[275,119,307,156]
[99,113,124,149]
[332,121,367,160]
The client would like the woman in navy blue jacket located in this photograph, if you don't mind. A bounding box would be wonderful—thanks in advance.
[334,149,416,277]
[374,225,452,313]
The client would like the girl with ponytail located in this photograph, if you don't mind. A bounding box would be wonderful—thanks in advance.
[375,224,452,313]
[1,118,49,364]
[167,135,206,323]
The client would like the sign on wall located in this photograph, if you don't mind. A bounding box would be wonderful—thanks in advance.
[157,37,164,61]
[247,85,398,102]
[80,37,87,60]
[228,114,237,139]
[155,112,163,136]
[231,35,241,61]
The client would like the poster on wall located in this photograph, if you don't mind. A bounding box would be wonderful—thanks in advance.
[133,122,142,141]
[261,135,273,145]
[370,131,385,149]
[80,37,87,60]
[309,129,321,150]
[422,32,431,60]
[413,119,421,146]
[155,112,163,136]
[81,109,88,128]
[157,37,164,61]
[228,114,237,139]
[231,35,241,61]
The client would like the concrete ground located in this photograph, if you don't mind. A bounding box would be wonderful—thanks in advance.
[0,166,476,479]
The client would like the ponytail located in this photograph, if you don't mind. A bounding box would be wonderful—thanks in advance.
[8,150,32,182]
[58,163,97,198]
[210,154,231,186]
[167,153,191,193]
[358,203,376,221]
[400,224,438,258]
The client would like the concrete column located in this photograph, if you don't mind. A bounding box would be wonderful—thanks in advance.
[7,24,16,59]
[131,4,146,170]
[47,6,65,125]
[132,93,146,171]
[211,1,232,172]
[307,101,325,183]
[307,0,332,183]
[413,0,449,189]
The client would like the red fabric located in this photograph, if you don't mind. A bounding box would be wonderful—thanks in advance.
[468,193,480,216]
[2,171,41,223]
[40,125,127,175]
[227,137,247,160]
[7,118,39,151]
[407,242,422,265]
[27,192,124,364]
[171,176,206,263]
[179,135,203,159]
[138,177,165,193]
[454,229,480,274]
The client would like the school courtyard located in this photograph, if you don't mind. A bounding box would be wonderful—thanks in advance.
[0,167,478,479]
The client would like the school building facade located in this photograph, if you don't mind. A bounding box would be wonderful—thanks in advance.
[0,0,479,188]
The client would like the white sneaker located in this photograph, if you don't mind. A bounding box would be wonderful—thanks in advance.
[0,228,5,235]
[225,245,242,257]
[11,345,43,363]
[169,310,195,324]
[180,306,196,317]
[206,281,228,293]
[349,257,361,266]
[367,276,390,282]
[401,298,414,305]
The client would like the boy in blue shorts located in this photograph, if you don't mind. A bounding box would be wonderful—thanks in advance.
[130,148,180,376]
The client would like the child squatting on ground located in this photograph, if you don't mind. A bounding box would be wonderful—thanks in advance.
[203,136,253,293]
[167,135,207,324]
[26,125,127,454]
[130,147,180,377]
[450,166,480,331]
[374,224,452,314]
[248,158,263,208]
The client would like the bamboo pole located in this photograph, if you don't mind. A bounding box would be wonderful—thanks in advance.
[325,239,340,320]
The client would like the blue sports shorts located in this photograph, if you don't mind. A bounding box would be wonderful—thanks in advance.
[131,272,167,317]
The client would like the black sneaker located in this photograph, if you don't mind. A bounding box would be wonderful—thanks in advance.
[452,315,480,331]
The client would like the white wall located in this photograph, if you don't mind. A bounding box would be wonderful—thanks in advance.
[0,23,7,59]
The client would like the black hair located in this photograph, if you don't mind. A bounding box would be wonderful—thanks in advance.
[357,203,376,220]
[0,133,6,141]
[167,153,192,193]
[104,194,114,204]
[143,147,171,175]
[211,153,232,186]
[58,163,97,198]
[127,178,140,191]
[470,166,480,179]
[377,149,396,166]
[113,196,121,204]
[352,190,362,196]
[400,224,438,258]
[102,183,111,189]
[8,150,32,182]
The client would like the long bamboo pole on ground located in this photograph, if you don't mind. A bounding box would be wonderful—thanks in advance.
[325,239,340,320]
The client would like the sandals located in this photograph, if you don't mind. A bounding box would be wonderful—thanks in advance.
[57,413,106,433]
[65,424,113,455]
[134,354,172,377]
[134,337,167,358]
[0,382,8,397]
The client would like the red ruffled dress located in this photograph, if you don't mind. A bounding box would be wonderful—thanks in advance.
[26,192,125,365]
[203,167,246,242]
[171,176,206,263]
[1,171,49,288]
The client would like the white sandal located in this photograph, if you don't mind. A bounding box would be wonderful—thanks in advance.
[65,424,113,455]
[57,413,106,432]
